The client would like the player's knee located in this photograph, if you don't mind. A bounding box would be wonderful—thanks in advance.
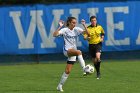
[96,55,100,60]
[77,50,82,55]
[93,61,97,64]
[65,70,70,74]
[96,58,101,62]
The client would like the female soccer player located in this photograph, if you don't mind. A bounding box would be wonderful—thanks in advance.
[53,17,89,92]
[83,16,105,79]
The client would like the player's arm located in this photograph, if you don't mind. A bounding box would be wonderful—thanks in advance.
[81,19,90,37]
[100,26,105,42]
[100,34,104,42]
[81,19,90,40]
[83,32,91,40]
[53,20,64,37]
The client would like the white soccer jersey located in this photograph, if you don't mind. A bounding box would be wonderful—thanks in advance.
[59,27,84,51]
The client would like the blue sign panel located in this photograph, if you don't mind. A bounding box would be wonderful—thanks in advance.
[0,1,140,54]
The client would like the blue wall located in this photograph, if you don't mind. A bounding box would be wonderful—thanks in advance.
[0,1,140,54]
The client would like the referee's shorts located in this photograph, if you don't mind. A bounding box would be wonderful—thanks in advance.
[89,42,102,58]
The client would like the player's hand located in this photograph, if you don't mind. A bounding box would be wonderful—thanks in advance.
[59,20,64,27]
[81,19,86,25]
[100,38,104,42]
[87,37,91,41]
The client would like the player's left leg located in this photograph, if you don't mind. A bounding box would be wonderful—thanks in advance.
[95,42,102,79]
[57,62,74,92]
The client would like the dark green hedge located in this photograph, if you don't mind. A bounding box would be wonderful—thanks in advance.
[0,0,128,5]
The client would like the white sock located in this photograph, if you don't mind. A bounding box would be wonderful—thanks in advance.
[59,72,69,85]
[78,55,85,71]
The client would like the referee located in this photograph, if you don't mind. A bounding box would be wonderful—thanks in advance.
[83,16,105,79]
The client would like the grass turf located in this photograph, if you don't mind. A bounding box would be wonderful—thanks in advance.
[0,60,140,93]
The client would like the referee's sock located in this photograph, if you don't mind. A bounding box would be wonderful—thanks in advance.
[94,60,101,73]
[97,60,101,74]
[94,63,98,73]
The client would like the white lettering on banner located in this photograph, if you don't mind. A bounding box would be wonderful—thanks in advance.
[105,6,130,46]
[136,29,140,45]
[10,6,132,50]
[37,11,56,48]
[87,8,98,18]
[87,8,99,28]
[10,10,57,49]
[10,11,35,49]
[49,10,64,48]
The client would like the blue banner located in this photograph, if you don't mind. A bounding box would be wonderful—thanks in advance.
[0,1,140,54]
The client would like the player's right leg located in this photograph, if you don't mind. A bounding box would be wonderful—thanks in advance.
[67,49,86,74]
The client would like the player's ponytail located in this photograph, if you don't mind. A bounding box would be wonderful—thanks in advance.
[66,17,76,27]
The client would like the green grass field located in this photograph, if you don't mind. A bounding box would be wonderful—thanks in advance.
[0,60,140,93]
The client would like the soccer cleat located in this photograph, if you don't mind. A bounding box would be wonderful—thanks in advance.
[83,72,87,76]
[83,72,91,76]
[83,67,90,76]
[57,84,64,92]
[96,72,101,79]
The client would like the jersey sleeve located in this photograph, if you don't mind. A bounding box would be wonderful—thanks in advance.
[58,28,65,35]
[75,27,84,35]
[101,26,105,36]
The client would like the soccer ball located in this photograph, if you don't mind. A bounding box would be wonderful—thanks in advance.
[84,64,95,74]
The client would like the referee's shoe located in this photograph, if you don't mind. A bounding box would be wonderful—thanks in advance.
[97,72,101,79]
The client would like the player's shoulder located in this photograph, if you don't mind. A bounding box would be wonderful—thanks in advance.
[74,26,82,29]
[74,27,83,31]
[87,25,92,28]
[60,27,68,31]
[97,24,102,28]
[87,24,102,28]
[61,27,68,30]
